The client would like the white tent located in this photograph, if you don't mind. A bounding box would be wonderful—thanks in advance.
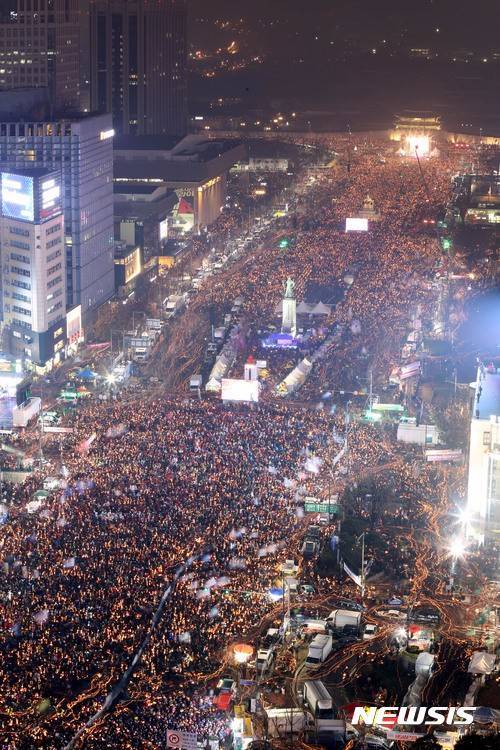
[468,651,496,674]
[311,302,332,316]
[296,301,314,314]
[415,652,435,676]
[279,357,313,395]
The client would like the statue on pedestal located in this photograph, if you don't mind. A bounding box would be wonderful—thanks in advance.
[281,277,297,336]
[283,277,295,299]
[363,195,375,212]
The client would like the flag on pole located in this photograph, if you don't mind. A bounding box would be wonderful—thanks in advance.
[343,561,362,588]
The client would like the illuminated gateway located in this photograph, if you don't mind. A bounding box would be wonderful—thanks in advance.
[391,111,441,157]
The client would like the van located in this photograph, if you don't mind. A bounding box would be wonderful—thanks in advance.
[256,648,274,676]
[363,624,378,640]
[302,539,318,560]
[189,374,202,392]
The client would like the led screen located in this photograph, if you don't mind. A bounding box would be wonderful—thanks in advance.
[2,173,34,222]
[40,177,62,220]
[221,378,259,403]
[345,217,368,232]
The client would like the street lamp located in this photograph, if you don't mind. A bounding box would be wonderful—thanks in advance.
[448,537,466,560]
[233,643,253,665]
[448,536,467,587]
[233,643,253,690]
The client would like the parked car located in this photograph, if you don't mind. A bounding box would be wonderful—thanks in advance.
[363,624,378,640]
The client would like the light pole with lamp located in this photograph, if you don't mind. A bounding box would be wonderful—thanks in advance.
[448,536,466,590]
[233,643,253,691]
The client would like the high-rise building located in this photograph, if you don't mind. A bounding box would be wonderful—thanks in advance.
[0,0,81,111]
[0,167,67,367]
[88,0,188,136]
[0,113,115,316]
[466,365,500,543]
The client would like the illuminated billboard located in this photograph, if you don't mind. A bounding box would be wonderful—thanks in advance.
[39,176,62,221]
[345,217,368,232]
[159,217,169,241]
[221,378,260,403]
[2,173,34,222]
[66,305,83,346]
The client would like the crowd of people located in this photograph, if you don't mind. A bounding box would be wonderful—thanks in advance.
[0,137,485,748]
[0,396,343,747]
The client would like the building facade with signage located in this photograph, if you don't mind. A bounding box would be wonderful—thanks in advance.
[0,167,67,367]
[466,366,500,543]
[113,134,245,234]
[0,113,115,318]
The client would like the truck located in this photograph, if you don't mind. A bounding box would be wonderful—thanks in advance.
[13,397,41,428]
[300,619,328,635]
[302,538,318,560]
[164,295,184,318]
[326,609,361,634]
[303,680,334,718]
[305,634,333,667]
[265,708,312,738]
[256,648,275,676]
[189,374,202,393]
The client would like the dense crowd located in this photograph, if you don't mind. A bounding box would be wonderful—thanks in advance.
[0,397,340,748]
[0,138,481,748]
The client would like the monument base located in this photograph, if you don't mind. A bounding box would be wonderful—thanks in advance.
[282,297,297,337]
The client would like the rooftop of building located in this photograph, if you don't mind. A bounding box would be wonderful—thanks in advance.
[114,134,243,162]
[114,135,246,184]
[113,182,170,196]
[0,166,57,179]
[114,135,182,152]
[474,367,500,421]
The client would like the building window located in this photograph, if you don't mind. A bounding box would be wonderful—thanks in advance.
[47,301,62,315]
[11,265,30,277]
[47,248,62,262]
[47,275,62,289]
[9,226,30,237]
[12,305,31,317]
[47,262,62,276]
[11,279,31,291]
[12,291,30,303]
[10,239,31,251]
[483,432,491,446]
[10,252,30,264]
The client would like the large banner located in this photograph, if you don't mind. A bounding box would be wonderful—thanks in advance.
[221,378,259,403]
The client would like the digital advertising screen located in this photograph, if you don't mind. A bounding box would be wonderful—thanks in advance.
[345,217,368,232]
[39,176,62,221]
[1,172,34,222]
[221,378,260,403]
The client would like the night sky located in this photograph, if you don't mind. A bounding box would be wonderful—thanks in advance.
[190,0,500,49]
[189,0,500,129]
